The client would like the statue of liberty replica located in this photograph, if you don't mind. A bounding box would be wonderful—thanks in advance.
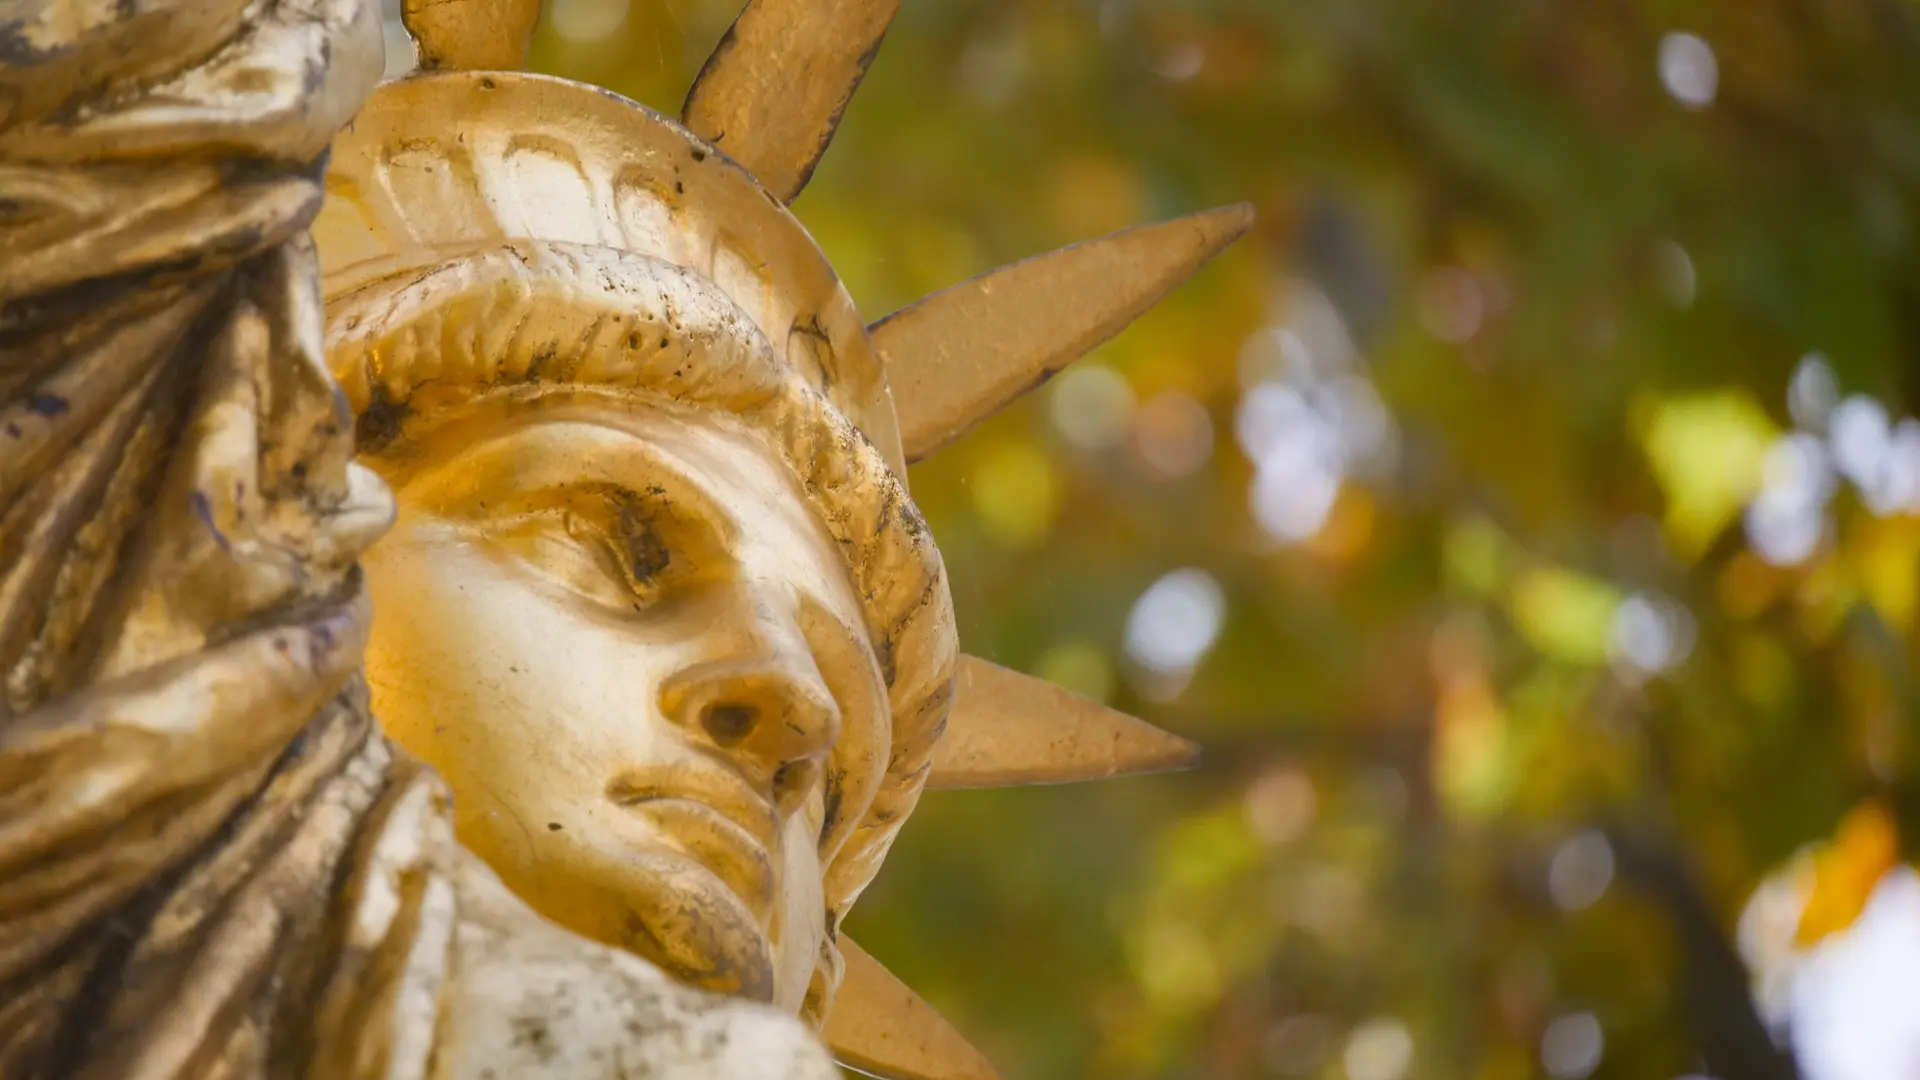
[0,0,1247,1076]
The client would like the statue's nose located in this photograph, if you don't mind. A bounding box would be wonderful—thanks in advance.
[657,617,841,804]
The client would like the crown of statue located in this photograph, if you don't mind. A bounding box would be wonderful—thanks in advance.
[313,2,1250,1076]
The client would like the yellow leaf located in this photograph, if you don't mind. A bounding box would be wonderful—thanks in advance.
[1507,565,1621,666]
[1848,515,1920,632]
[1443,514,1510,596]
[1796,800,1900,947]
[1435,674,1513,820]
[1637,390,1780,562]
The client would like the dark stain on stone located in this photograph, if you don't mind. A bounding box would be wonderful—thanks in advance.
[820,773,843,837]
[609,488,671,587]
[0,20,69,65]
[510,1014,556,1063]
[355,382,409,453]
[27,393,67,416]
[525,344,557,383]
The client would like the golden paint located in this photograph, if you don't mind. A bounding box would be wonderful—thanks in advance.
[825,939,1001,1080]
[1,0,1247,1076]
[682,0,903,203]
[873,204,1256,462]
[929,656,1202,790]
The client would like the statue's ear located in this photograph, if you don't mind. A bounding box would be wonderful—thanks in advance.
[403,0,543,72]
[824,937,1000,1080]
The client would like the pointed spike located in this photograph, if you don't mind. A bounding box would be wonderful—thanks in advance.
[825,937,1002,1080]
[402,0,543,71]
[927,656,1200,790]
[683,0,901,204]
[872,203,1255,462]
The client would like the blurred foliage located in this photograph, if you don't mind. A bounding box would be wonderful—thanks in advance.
[521,1,1920,1077]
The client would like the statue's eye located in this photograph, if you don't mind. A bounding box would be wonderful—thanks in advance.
[603,487,674,588]
[478,487,683,613]
[561,504,672,608]
[476,512,662,612]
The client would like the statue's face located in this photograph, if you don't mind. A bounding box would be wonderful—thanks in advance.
[357,394,890,1011]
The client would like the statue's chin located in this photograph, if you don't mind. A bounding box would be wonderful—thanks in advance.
[500,836,778,1004]
[617,851,778,1004]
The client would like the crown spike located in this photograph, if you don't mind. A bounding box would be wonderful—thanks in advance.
[872,203,1255,462]
[402,0,543,71]
[927,656,1199,790]
[683,0,900,204]
[825,937,1002,1080]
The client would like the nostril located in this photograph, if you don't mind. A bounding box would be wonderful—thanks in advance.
[701,702,759,746]
[772,758,821,814]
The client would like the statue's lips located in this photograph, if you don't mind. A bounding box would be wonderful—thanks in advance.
[609,770,779,923]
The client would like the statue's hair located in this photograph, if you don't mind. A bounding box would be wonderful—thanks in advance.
[324,240,957,947]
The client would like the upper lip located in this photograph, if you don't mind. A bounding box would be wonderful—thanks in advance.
[607,759,778,849]
[606,759,779,914]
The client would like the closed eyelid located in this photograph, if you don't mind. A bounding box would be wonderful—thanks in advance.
[401,426,740,544]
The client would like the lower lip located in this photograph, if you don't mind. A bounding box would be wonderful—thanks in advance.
[622,797,776,918]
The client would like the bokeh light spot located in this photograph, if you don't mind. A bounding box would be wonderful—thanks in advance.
[1659,32,1719,108]
[1263,1014,1331,1076]
[1610,591,1696,676]
[1236,382,1311,464]
[1244,767,1317,846]
[1124,568,1227,681]
[1050,364,1137,452]
[1343,1017,1414,1080]
[1540,1012,1605,1080]
[1549,830,1615,912]
[1789,353,1840,431]
[1252,451,1340,543]
[1134,391,1216,479]
[1884,418,1920,515]
[1830,395,1891,492]
[1655,239,1697,308]
[1313,374,1396,474]
[1155,41,1205,82]
[1746,432,1835,566]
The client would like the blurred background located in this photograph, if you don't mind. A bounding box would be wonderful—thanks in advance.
[390,2,1920,1078]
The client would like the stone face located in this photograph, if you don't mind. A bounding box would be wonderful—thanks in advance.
[314,67,958,1025]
